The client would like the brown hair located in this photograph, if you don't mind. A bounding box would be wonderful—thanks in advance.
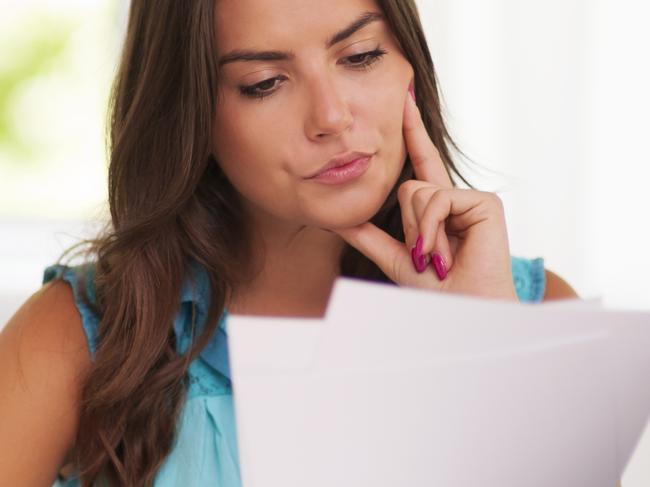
[59,0,474,485]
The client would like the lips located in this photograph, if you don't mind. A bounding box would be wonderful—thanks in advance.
[306,151,374,179]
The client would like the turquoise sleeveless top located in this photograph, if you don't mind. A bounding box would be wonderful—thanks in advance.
[46,255,545,486]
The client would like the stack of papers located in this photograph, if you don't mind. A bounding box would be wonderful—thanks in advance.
[228,277,650,487]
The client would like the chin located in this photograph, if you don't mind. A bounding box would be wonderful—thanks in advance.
[304,155,403,229]
[310,188,392,230]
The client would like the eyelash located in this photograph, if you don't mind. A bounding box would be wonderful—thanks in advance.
[239,47,388,101]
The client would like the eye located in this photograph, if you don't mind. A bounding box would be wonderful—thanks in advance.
[340,47,388,70]
[239,76,287,100]
[238,46,388,101]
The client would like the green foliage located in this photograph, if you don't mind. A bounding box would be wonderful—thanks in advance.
[0,14,74,163]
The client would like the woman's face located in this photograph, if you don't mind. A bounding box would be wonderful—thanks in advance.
[212,0,414,231]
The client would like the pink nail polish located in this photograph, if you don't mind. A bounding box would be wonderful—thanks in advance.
[410,235,427,273]
[431,253,447,280]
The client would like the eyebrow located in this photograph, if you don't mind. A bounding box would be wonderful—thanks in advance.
[218,11,384,67]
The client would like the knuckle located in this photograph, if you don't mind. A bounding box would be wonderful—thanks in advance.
[397,179,418,201]
[403,221,418,242]
[406,222,420,240]
[475,191,505,219]
[429,188,450,208]
[487,192,505,210]
[412,187,432,206]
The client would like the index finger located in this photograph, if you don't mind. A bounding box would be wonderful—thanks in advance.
[403,89,452,187]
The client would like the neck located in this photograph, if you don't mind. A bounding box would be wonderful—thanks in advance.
[228,206,347,318]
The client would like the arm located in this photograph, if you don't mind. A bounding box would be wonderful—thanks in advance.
[543,268,579,301]
[0,280,91,485]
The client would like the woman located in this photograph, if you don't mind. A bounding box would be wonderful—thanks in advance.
[0,0,578,485]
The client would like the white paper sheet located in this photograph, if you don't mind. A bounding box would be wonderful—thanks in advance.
[228,277,650,487]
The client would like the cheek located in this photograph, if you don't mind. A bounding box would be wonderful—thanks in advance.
[213,93,299,178]
[363,61,412,152]
[212,105,301,216]
[214,95,279,181]
[367,78,409,174]
[214,109,265,174]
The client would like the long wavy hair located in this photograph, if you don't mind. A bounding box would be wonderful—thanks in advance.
[57,0,474,485]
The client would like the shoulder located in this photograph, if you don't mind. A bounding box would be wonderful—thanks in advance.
[543,268,579,301]
[1,278,92,389]
[0,279,91,483]
[510,256,578,303]
[13,277,94,368]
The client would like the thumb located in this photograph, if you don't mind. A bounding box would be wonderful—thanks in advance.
[331,222,407,282]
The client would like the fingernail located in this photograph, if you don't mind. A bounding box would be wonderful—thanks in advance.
[408,82,416,101]
[410,235,427,273]
[431,252,448,280]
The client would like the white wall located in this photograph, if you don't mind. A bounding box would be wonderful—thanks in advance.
[418,0,650,311]
[0,220,104,326]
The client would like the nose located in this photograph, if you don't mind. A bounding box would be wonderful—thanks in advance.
[304,74,354,141]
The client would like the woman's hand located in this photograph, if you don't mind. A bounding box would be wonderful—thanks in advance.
[331,85,518,301]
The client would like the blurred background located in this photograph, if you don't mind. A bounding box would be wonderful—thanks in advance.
[424,0,650,313]
[0,0,648,483]
[0,0,126,312]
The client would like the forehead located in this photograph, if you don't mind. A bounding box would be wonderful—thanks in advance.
[214,0,382,51]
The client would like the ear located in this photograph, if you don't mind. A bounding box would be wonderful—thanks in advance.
[543,268,579,301]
